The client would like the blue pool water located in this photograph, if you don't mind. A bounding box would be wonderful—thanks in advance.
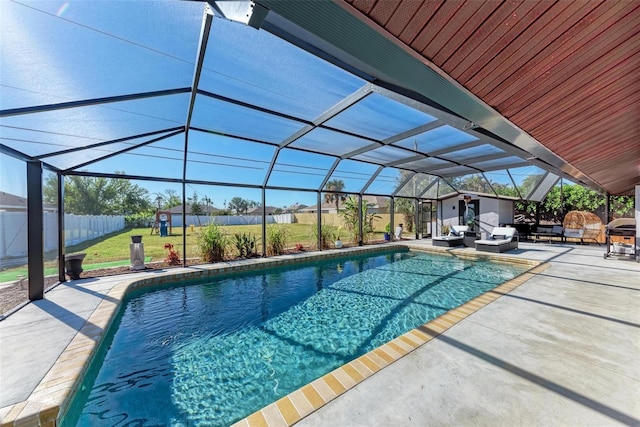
[63,250,527,426]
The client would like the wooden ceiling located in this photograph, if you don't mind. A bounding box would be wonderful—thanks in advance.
[343,0,640,195]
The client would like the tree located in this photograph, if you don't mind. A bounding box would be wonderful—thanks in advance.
[189,192,204,225]
[44,172,151,215]
[323,179,346,212]
[338,196,380,243]
[514,183,634,224]
[161,189,181,209]
[228,197,249,215]
[395,197,415,232]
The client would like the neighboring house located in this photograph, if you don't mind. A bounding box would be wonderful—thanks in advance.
[246,205,279,216]
[167,204,219,215]
[282,203,307,213]
[301,195,390,214]
[0,191,57,212]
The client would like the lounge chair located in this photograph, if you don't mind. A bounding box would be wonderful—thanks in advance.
[432,225,469,247]
[475,227,518,253]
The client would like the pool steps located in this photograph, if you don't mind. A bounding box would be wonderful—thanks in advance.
[0,243,546,427]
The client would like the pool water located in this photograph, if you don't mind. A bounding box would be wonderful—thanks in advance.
[62,250,527,426]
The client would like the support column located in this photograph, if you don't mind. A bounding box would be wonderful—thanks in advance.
[560,178,564,222]
[57,174,66,282]
[317,192,322,251]
[27,161,44,300]
[415,198,420,239]
[635,185,640,262]
[182,182,187,266]
[262,188,267,257]
[358,194,363,246]
[390,197,395,240]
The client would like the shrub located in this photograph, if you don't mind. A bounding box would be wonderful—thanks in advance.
[267,225,287,256]
[125,212,154,228]
[311,223,336,249]
[163,243,181,266]
[233,232,258,259]
[339,196,380,243]
[295,243,304,251]
[197,223,228,262]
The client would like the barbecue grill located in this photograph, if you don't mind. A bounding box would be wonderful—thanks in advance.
[604,218,638,260]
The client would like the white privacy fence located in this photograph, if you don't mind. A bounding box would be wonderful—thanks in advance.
[64,214,125,246]
[0,212,294,259]
[170,213,295,227]
[0,212,125,259]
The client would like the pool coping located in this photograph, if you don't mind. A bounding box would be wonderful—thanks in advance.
[0,243,547,427]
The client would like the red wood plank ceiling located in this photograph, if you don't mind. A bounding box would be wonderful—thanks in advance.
[344,0,640,195]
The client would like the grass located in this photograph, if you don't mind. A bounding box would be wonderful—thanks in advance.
[2,223,383,282]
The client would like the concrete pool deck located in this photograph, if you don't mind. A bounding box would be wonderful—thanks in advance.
[1,242,639,426]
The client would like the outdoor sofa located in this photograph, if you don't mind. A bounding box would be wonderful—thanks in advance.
[475,227,519,253]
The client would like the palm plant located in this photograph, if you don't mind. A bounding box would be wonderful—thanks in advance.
[323,179,347,212]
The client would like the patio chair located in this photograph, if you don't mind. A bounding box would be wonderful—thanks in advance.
[475,227,519,253]
[563,211,603,245]
[432,225,468,247]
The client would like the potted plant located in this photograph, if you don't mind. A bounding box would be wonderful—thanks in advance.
[334,227,343,249]
[466,218,476,232]
[384,223,391,241]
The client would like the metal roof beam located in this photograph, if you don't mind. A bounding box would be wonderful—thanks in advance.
[427,140,485,157]
[382,120,444,145]
[0,88,191,118]
[36,127,184,159]
[278,84,373,148]
[64,129,183,173]
[384,154,426,167]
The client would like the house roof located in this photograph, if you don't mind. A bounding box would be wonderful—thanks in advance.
[246,205,279,214]
[0,191,57,211]
[301,195,389,212]
[166,204,219,215]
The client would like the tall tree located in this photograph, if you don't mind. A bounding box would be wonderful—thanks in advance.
[228,197,249,215]
[44,172,151,215]
[161,189,181,209]
[323,179,346,212]
[189,192,204,225]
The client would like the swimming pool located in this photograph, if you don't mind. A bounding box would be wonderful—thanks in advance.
[62,249,528,426]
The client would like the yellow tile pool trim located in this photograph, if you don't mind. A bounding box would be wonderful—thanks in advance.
[0,243,548,427]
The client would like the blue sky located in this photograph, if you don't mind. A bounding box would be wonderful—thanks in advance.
[0,1,547,207]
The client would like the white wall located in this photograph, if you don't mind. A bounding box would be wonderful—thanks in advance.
[439,198,458,236]
[478,198,498,236]
[499,199,515,225]
[436,196,515,237]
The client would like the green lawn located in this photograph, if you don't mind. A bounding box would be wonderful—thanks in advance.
[1,223,366,282]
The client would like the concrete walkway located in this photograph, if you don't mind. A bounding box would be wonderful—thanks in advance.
[1,242,639,425]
